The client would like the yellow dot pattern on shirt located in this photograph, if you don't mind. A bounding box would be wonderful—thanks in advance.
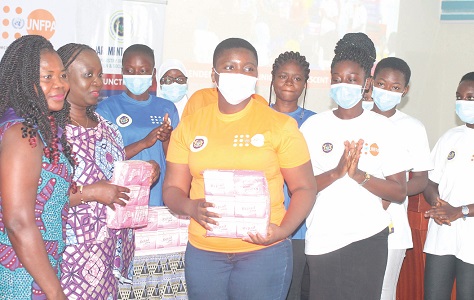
[233,134,250,147]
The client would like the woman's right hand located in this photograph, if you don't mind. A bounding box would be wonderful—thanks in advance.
[86,180,130,210]
[333,140,352,179]
[190,198,220,231]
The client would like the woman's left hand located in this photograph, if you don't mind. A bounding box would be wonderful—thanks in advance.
[242,223,286,245]
[147,160,161,184]
[424,199,461,225]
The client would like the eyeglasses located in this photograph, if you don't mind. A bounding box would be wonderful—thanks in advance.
[160,76,188,85]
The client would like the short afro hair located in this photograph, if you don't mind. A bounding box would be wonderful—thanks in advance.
[123,44,155,65]
[213,37,258,67]
[374,57,411,85]
[460,72,474,83]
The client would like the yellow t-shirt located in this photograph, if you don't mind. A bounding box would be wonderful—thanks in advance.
[167,98,310,253]
[182,87,269,118]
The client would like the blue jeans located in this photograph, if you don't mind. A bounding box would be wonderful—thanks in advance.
[185,239,293,300]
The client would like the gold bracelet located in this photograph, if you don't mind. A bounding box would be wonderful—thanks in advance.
[79,185,85,204]
[359,172,371,186]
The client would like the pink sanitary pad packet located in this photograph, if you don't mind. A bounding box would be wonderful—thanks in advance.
[203,170,270,238]
[106,160,152,229]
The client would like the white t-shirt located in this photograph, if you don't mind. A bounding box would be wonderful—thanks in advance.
[387,110,433,249]
[424,125,474,265]
[300,110,408,255]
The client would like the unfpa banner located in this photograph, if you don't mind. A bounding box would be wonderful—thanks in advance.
[0,0,166,98]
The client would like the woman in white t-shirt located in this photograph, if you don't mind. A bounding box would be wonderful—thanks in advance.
[423,72,474,300]
[371,57,433,300]
[300,32,408,300]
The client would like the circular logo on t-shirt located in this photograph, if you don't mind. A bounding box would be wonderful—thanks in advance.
[447,151,455,160]
[369,143,379,156]
[250,134,264,147]
[116,114,132,127]
[322,143,333,153]
[190,136,208,152]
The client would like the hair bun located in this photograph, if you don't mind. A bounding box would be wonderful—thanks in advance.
[334,32,376,64]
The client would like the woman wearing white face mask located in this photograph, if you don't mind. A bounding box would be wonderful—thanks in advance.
[163,37,317,300]
[158,59,189,118]
[300,33,408,300]
[423,72,474,300]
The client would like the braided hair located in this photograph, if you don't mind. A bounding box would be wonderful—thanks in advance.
[331,32,376,79]
[269,51,310,108]
[57,43,100,123]
[0,35,75,167]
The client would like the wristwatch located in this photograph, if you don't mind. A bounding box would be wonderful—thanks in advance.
[462,205,470,220]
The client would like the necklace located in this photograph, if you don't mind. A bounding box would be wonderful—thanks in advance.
[70,116,89,128]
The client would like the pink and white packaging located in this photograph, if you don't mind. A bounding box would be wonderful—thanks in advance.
[106,160,152,229]
[135,206,190,253]
[203,170,270,238]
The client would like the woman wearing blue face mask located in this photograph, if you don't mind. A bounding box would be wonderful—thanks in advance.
[158,59,189,118]
[300,32,408,300]
[97,44,179,206]
[371,57,433,300]
[423,72,474,300]
[163,37,317,300]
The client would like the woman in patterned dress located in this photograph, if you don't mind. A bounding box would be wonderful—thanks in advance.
[56,43,159,299]
[0,35,75,299]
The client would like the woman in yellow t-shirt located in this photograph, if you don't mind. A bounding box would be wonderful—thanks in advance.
[163,37,317,300]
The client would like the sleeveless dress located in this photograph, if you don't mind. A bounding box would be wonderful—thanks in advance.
[60,114,134,300]
[0,109,72,299]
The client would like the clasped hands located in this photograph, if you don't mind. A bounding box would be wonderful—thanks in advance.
[424,197,463,226]
[334,139,366,183]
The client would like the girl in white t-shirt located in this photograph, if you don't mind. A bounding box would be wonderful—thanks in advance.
[300,32,408,300]
[423,72,474,300]
[371,57,433,300]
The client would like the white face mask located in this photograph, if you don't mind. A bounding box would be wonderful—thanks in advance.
[214,69,257,105]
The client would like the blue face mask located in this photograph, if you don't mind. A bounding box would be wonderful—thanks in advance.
[372,87,402,112]
[123,75,153,96]
[329,83,363,109]
[161,83,188,103]
[456,100,474,124]
[362,100,374,110]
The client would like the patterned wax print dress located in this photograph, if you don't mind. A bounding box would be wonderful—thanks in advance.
[0,110,72,299]
[60,113,135,300]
